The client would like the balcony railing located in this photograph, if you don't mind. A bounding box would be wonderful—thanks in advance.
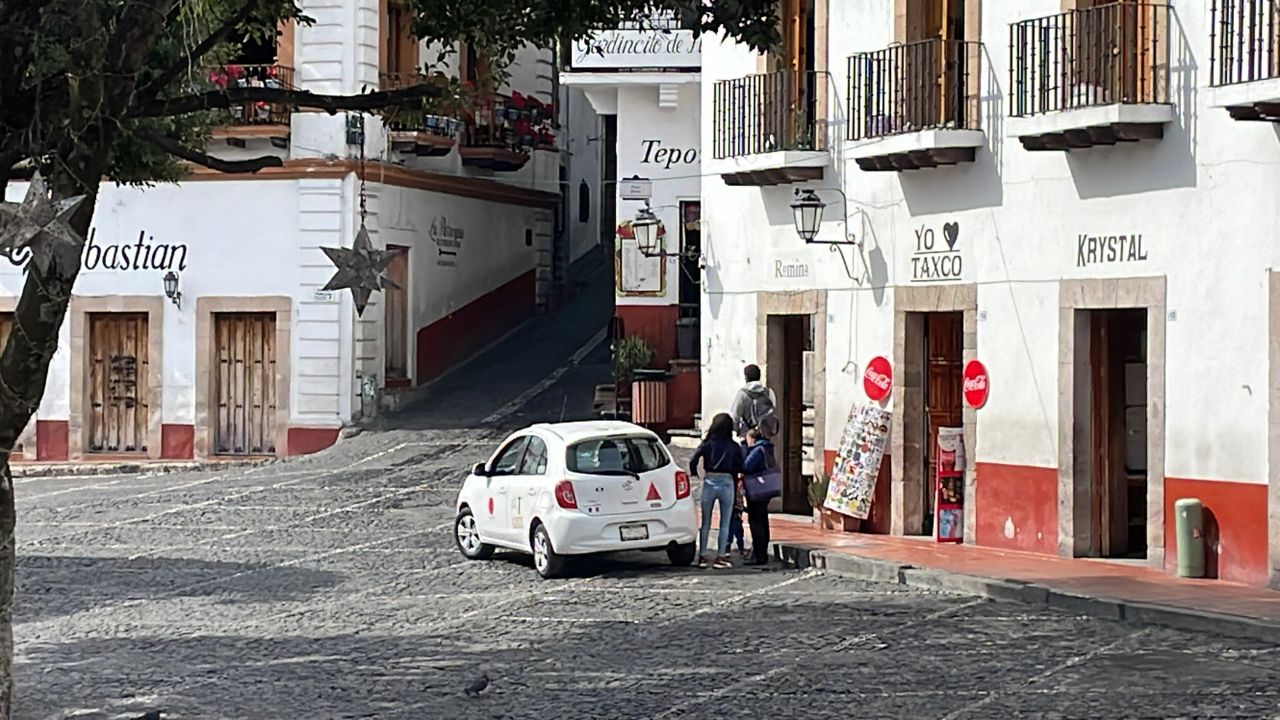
[848,39,982,141]
[712,70,826,159]
[1211,0,1280,86]
[207,64,295,126]
[378,73,463,137]
[1010,2,1169,117]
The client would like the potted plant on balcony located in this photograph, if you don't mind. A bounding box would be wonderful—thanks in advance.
[505,91,527,121]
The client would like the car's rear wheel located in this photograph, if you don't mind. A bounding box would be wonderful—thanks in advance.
[667,542,697,567]
[454,508,494,560]
[531,524,567,579]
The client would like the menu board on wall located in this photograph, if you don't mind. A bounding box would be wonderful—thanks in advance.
[616,237,665,296]
[824,404,892,520]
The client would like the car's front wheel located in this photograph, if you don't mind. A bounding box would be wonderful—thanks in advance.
[667,542,697,567]
[531,523,568,579]
[454,508,494,560]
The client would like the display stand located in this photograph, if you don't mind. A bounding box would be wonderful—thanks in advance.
[934,427,965,543]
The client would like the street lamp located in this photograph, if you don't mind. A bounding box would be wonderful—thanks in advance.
[632,205,662,256]
[163,271,182,310]
[790,189,825,243]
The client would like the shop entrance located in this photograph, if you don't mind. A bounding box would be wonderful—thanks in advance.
[1078,308,1148,558]
[920,312,963,534]
[214,312,278,456]
[87,312,150,454]
[765,313,813,514]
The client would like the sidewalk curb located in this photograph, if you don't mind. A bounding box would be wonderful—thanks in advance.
[775,542,1280,644]
[11,458,273,478]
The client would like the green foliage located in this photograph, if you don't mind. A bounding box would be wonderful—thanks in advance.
[806,474,829,510]
[612,335,654,381]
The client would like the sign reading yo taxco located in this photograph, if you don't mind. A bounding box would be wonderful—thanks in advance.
[910,221,962,283]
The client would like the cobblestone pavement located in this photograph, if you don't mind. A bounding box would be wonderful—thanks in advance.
[12,282,1280,718]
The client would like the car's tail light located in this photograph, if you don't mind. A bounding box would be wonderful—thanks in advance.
[555,480,578,509]
[675,470,690,499]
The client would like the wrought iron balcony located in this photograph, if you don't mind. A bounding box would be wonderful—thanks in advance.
[379,73,461,156]
[1211,0,1280,87]
[1008,3,1172,150]
[846,39,984,171]
[207,64,295,127]
[1210,0,1280,121]
[1010,2,1169,116]
[713,70,826,159]
[849,39,982,140]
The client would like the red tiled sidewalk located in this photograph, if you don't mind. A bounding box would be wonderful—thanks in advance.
[770,514,1280,636]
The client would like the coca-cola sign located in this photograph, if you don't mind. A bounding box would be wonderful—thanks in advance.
[963,360,989,409]
[863,356,893,402]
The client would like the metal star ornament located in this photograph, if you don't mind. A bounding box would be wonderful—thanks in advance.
[0,172,87,272]
[320,224,400,316]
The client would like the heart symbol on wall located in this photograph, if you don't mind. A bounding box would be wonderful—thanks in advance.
[942,222,960,250]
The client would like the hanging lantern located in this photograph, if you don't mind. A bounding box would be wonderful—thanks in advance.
[632,206,662,256]
[791,188,825,243]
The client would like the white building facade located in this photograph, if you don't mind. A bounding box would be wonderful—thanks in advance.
[702,0,1280,587]
[565,15,705,431]
[2,0,603,462]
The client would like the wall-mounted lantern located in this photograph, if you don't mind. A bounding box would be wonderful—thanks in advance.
[163,271,182,310]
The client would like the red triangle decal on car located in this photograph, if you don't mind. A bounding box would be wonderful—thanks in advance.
[646,483,662,501]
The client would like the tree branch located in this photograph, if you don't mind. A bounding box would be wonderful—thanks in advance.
[146,0,258,99]
[136,129,284,173]
[132,83,441,119]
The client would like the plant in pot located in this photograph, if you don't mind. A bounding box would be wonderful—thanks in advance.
[611,335,654,386]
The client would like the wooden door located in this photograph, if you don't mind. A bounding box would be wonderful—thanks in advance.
[780,0,811,145]
[923,313,963,524]
[779,315,812,513]
[89,313,149,454]
[1089,311,1130,557]
[384,246,409,381]
[215,313,277,456]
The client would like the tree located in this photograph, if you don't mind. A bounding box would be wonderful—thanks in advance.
[0,0,778,713]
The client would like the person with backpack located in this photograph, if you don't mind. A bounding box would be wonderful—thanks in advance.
[742,429,777,566]
[730,364,779,440]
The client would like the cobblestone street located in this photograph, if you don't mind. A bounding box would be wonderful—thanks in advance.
[11,287,1280,719]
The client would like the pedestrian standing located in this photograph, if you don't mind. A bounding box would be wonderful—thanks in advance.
[729,476,748,558]
[730,364,779,440]
[688,413,743,569]
[742,429,776,566]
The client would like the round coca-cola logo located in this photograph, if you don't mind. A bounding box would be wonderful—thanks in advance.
[963,360,989,408]
[863,356,892,402]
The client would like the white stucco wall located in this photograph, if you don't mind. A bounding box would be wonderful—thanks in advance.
[701,0,1279,486]
[615,81,701,307]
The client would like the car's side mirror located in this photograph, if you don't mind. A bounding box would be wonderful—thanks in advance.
[472,462,488,477]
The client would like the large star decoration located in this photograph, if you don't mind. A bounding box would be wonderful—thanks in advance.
[0,172,87,273]
[320,224,400,316]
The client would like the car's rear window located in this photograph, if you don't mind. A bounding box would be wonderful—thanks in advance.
[567,436,671,475]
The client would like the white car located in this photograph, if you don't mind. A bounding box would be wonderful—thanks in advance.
[452,421,698,578]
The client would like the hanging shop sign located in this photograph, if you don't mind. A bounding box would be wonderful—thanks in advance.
[910,221,962,283]
[963,360,989,408]
[863,356,892,402]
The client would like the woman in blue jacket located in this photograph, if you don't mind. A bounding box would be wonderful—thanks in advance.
[688,413,743,569]
[742,429,775,566]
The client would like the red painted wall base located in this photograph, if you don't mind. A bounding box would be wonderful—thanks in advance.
[287,427,340,457]
[616,304,679,368]
[1164,477,1268,587]
[416,270,535,384]
[161,424,195,460]
[36,420,68,461]
[974,463,1059,555]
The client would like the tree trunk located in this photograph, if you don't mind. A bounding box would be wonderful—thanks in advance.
[0,172,101,717]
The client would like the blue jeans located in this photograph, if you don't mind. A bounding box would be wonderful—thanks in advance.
[698,473,735,558]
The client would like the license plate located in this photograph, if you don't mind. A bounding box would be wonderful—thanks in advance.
[619,524,649,541]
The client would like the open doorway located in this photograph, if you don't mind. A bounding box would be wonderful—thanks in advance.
[766,313,813,514]
[921,312,963,535]
[1077,308,1148,559]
